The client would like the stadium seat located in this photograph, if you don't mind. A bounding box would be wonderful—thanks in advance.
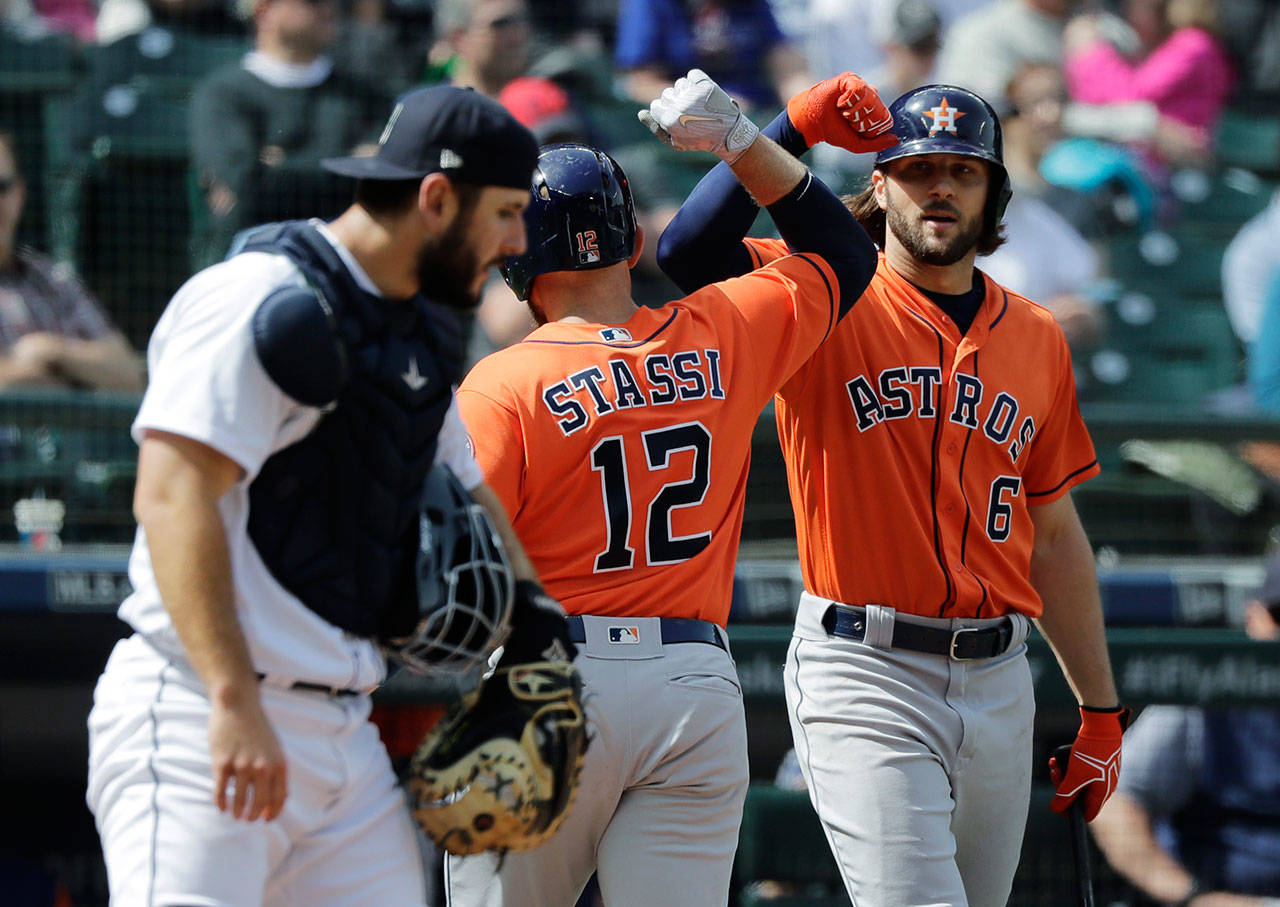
[1215,108,1280,177]
[1170,168,1276,237]
[0,28,80,251]
[44,85,193,351]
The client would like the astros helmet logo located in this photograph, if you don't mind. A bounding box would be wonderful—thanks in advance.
[922,97,966,135]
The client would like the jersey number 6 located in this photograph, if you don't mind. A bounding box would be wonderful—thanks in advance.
[590,421,712,572]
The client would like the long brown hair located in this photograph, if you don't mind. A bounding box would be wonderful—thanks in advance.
[843,168,1007,256]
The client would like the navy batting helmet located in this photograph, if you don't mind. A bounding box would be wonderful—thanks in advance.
[875,84,1012,229]
[502,143,637,301]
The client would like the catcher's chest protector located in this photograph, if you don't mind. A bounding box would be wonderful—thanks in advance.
[241,221,465,639]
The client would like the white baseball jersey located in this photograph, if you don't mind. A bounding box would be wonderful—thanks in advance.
[120,219,481,689]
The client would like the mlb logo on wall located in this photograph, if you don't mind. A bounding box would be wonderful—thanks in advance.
[608,626,641,644]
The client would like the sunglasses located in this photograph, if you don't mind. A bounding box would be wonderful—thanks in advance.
[0,177,18,194]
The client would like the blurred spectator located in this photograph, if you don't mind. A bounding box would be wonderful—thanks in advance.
[2,0,95,41]
[189,0,391,263]
[330,0,419,96]
[1222,188,1280,347]
[613,0,810,111]
[866,0,942,103]
[1214,0,1280,102]
[96,0,242,45]
[1062,0,1236,175]
[802,0,985,85]
[498,74,586,146]
[1244,268,1280,413]
[426,0,532,97]
[936,0,1073,115]
[0,130,145,391]
[808,0,943,190]
[980,63,1106,348]
[1090,550,1280,903]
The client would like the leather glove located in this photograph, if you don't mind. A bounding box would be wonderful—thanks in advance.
[496,579,578,667]
[785,72,897,154]
[1049,705,1132,821]
[638,68,760,163]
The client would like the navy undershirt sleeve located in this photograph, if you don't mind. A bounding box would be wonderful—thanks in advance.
[658,110,877,318]
[766,173,874,319]
[657,111,805,294]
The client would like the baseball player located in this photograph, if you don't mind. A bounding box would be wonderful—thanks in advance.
[85,85,571,906]
[445,69,895,907]
[659,80,1129,907]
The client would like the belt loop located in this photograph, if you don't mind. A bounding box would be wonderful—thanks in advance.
[863,604,895,648]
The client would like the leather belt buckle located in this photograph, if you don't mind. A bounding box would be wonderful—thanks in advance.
[949,626,984,660]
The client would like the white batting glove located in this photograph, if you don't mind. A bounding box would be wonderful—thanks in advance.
[638,69,760,163]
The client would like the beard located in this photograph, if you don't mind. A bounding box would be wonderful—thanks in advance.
[885,199,984,266]
[415,211,487,310]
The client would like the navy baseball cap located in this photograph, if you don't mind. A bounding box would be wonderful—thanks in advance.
[322,84,538,190]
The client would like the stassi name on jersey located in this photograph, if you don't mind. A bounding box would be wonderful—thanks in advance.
[846,367,1038,463]
[543,348,725,436]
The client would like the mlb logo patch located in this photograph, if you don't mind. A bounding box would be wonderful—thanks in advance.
[608,626,641,644]
[599,327,633,342]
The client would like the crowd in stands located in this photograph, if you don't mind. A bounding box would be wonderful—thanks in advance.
[0,0,1276,382]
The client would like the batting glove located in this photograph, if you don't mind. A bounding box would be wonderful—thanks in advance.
[785,72,897,154]
[639,68,760,163]
[1049,705,1132,821]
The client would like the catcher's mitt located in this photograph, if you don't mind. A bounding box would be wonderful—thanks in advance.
[407,658,589,855]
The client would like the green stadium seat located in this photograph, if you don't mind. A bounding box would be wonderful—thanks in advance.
[1103,228,1227,302]
[0,28,80,251]
[1171,168,1276,237]
[1215,108,1280,176]
[44,85,193,350]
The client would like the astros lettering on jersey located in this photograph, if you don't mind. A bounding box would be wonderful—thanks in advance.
[742,238,1099,620]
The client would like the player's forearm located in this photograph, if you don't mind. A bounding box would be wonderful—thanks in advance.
[1030,501,1119,708]
[1090,793,1197,902]
[657,109,814,293]
[136,458,258,704]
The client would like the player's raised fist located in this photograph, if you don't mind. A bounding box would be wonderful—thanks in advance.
[638,68,760,163]
[786,73,898,155]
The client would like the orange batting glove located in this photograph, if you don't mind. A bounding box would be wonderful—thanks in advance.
[785,73,898,154]
[1049,705,1132,821]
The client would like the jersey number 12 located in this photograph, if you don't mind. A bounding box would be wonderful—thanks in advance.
[590,421,712,572]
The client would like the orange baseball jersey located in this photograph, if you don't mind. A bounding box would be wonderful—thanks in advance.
[457,253,841,626]
[745,239,1099,620]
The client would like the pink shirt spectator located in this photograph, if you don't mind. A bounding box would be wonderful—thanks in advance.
[1064,27,1234,134]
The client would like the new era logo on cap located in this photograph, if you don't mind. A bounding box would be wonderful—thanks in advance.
[440,148,464,169]
[608,626,640,644]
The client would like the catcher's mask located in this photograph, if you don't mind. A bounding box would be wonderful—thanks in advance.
[875,84,1012,232]
[385,464,515,675]
[408,659,588,855]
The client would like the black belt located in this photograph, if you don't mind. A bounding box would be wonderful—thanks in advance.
[257,673,368,697]
[567,616,726,651]
[822,604,1014,660]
